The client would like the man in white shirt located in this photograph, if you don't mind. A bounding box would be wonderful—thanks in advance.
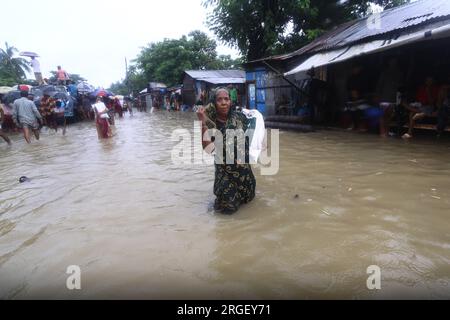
[30,57,43,85]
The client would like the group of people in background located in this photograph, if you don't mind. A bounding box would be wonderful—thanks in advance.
[0,84,136,144]
[344,57,450,139]
[144,85,240,113]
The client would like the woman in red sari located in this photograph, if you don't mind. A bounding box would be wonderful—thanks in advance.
[92,97,110,139]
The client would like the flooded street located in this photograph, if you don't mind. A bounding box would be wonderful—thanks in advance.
[0,111,449,299]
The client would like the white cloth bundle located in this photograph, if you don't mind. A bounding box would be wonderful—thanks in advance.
[92,102,110,119]
[241,109,266,163]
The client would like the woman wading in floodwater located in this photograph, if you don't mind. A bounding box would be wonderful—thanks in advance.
[197,88,256,214]
[92,97,110,139]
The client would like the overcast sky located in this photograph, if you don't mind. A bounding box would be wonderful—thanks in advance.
[0,0,239,88]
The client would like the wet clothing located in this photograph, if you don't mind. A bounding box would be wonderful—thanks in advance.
[12,97,42,128]
[113,99,123,118]
[92,102,110,139]
[40,96,56,116]
[205,104,256,214]
[96,117,109,138]
[0,104,16,131]
[40,96,56,127]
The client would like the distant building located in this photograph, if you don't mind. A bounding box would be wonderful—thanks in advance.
[182,70,246,106]
[244,0,450,125]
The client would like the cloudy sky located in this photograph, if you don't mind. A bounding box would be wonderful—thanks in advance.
[0,0,239,88]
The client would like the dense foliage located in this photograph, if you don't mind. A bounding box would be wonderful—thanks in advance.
[203,0,410,61]
[0,42,31,86]
[109,31,242,92]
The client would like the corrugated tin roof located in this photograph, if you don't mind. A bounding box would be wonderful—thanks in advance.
[309,0,450,52]
[185,70,245,80]
[285,22,450,75]
[248,0,450,64]
[148,82,167,89]
[203,77,246,84]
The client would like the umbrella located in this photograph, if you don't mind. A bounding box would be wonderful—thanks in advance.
[30,88,44,106]
[12,84,32,91]
[19,51,40,58]
[0,86,13,94]
[90,88,114,97]
[52,92,69,100]
[77,82,95,93]
[43,86,58,96]
[4,90,21,104]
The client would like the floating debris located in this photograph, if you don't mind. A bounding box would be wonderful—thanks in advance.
[19,176,30,183]
[321,209,331,216]
[294,194,299,199]
[431,196,441,200]
[348,187,352,192]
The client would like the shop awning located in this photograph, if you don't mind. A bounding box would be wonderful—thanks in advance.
[285,23,450,76]
[202,77,246,85]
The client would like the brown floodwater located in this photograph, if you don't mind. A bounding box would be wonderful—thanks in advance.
[0,111,449,299]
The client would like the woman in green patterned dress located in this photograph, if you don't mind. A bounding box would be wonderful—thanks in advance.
[197,88,256,214]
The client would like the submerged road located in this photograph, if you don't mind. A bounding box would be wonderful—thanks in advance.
[0,111,449,299]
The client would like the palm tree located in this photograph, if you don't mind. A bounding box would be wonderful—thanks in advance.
[0,42,31,82]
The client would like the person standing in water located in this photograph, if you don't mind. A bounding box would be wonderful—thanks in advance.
[0,105,11,145]
[12,91,43,143]
[92,97,110,139]
[197,88,256,214]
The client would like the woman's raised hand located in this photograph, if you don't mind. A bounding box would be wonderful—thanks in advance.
[196,106,206,123]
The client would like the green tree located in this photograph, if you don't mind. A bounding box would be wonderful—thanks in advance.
[109,31,244,91]
[0,42,31,85]
[212,55,244,70]
[135,31,222,87]
[108,81,129,96]
[109,65,147,96]
[204,0,410,61]
[186,30,219,70]
[135,37,190,87]
[0,72,17,86]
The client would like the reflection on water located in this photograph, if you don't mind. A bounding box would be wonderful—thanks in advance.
[0,112,449,299]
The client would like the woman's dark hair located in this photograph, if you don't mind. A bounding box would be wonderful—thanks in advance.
[20,91,28,97]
